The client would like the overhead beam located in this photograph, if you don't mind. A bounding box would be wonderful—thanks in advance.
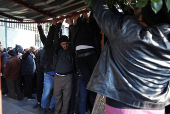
[0,12,23,21]
[0,9,89,23]
[34,0,55,6]
[10,0,54,18]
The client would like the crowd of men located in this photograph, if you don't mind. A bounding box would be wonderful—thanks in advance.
[0,11,103,114]
[2,0,170,114]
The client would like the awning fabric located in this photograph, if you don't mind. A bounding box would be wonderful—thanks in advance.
[0,0,88,22]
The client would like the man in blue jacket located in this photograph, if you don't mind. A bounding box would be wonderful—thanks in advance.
[22,46,36,100]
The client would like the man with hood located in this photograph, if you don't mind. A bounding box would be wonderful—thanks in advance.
[3,50,22,100]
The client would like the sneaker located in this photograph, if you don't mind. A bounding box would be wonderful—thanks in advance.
[33,102,41,109]
[27,96,35,100]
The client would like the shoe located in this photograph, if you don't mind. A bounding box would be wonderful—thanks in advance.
[43,108,47,114]
[27,96,35,100]
[48,108,54,114]
[33,102,41,109]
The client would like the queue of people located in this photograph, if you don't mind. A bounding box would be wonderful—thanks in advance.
[1,0,170,114]
[0,11,103,114]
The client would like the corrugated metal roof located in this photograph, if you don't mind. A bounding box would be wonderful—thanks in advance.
[0,0,88,22]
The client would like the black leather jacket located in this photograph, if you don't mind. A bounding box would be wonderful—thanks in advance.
[87,0,170,109]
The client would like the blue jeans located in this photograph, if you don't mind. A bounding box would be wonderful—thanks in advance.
[79,76,88,114]
[41,73,55,109]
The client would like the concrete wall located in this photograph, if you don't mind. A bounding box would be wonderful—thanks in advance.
[0,26,35,49]
[0,26,6,47]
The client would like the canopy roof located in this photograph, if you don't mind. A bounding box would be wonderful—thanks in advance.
[0,0,88,22]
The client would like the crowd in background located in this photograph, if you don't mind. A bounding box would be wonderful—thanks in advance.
[0,11,105,114]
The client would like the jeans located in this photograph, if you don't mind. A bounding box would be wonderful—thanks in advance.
[78,76,88,114]
[41,73,55,109]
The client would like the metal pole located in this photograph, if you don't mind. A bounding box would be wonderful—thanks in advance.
[0,51,2,114]
[4,19,7,48]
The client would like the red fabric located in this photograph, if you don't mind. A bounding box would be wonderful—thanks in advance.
[105,104,165,114]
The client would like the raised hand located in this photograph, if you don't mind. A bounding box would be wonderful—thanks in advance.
[73,14,80,25]
[52,18,58,25]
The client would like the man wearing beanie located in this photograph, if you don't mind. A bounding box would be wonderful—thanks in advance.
[3,50,22,100]
[51,19,74,114]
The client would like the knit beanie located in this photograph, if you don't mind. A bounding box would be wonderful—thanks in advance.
[8,50,17,56]
[59,35,69,43]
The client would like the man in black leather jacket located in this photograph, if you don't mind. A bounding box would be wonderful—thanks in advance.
[36,21,60,113]
[87,0,170,114]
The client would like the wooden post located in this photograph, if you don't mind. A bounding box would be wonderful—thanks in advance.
[92,93,106,114]
[0,50,2,114]
[92,31,106,114]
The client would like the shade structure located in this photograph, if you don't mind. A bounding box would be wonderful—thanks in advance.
[0,0,88,22]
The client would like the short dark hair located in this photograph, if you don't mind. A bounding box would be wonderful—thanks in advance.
[7,47,12,51]
[59,35,69,43]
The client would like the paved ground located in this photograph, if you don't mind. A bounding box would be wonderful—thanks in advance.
[2,94,44,114]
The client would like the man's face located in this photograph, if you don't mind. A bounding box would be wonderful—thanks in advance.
[0,45,3,52]
[61,42,69,50]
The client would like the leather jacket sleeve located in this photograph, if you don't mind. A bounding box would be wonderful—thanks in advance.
[54,22,62,49]
[22,51,30,60]
[38,25,46,45]
[45,25,56,48]
[50,23,62,71]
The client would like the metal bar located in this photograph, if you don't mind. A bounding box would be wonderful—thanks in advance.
[0,12,23,22]
[0,9,89,24]
[0,50,2,114]
[4,19,7,48]
[10,0,54,18]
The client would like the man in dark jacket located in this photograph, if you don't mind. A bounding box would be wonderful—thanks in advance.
[1,47,12,95]
[50,19,74,114]
[3,50,22,100]
[40,19,62,114]
[67,12,100,114]
[33,24,46,109]
[22,47,36,100]
[87,0,170,114]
